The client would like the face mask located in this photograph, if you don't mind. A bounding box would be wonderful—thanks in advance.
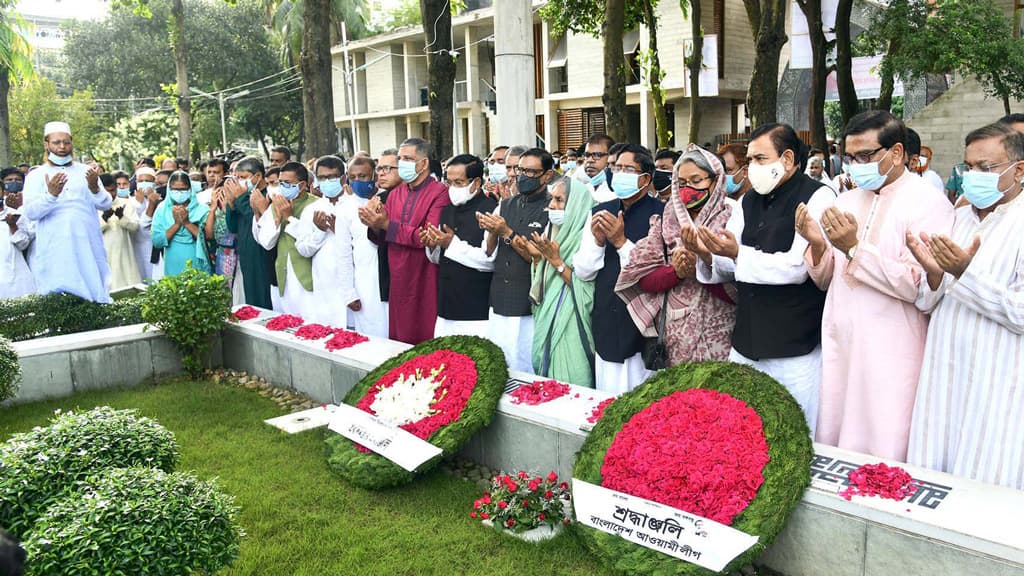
[279,181,301,201]
[448,182,477,206]
[398,159,421,183]
[652,170,673,192]
[679,186,711,210]
[169,190,190,205]
[319,178,343,199]
[235,178,254,193]
[488,165,508,183]
[116,187,131,198]
[48,151,71,166]
[918,157,929,170]
[589,169,607,188]
[137,181,155,191]
[190,180,202,193]
[3,181,22,193]
[725,174,745,195]
[748,160,786,195]
[962,164,1018,209]
[845,149,894,191]
[561,161,577,172]
[517,174,543,195]
[611,172,643,199]
[266,185,280,198]
[548,209,565,226]
[350,180,375,199]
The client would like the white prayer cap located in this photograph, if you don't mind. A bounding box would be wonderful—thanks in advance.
[135,167,156,177]
[43,121,72,137]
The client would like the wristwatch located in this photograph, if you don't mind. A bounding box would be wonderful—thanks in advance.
[556,263,566,274]
[846,244,858,260]
[503,231,515,245]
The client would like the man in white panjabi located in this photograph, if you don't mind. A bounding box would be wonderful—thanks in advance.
[906,123,1024,490]
[0,168,35,298]
[134,167,161,281]
[101,172,142,290]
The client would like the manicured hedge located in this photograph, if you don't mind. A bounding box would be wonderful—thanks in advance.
[0,292,144,342]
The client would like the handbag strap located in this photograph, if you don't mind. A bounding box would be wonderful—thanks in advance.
[656,235,670,344]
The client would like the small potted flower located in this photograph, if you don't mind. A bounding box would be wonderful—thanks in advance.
[470,470,571,542]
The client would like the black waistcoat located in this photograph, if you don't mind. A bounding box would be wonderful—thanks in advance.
[732,173,827,360]
[591,194,664,362]
[490,191,549,317]
[438,192,497,321]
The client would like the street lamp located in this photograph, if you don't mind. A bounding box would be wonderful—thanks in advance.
[190,88,251,153]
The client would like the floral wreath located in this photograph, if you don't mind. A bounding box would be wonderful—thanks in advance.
[325,335,508,490]
[573,361,812,575]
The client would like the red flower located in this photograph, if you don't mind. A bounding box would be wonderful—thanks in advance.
[587,398,615,424]
[544,490,554,499]
[294,323,335,340]
[509,379,571,406]
[538,513,545,521]
[547,470,558,482]
[480,512,489,520]
[232,306,260,321]
[599,389,770,526]
[469,512,477,519]
[562,519,570,525]
[558,482,568,490]
[839,463,917,501]
[325,330,369,351]
[265,314,304,331]
[497,501,508,510]
[506,518,515,527]
[517,471,529,479]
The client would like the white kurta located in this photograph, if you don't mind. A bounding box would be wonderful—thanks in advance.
[343,195,389,338]
[908,194,1024,489]
[130,195,154,281]
[697,185,835,436]
[23,162,112,302]
[489,312,535,374]
[0,207,36,298]
[291,196,354,328]
[255,206,318,320]
[100,197,142,290]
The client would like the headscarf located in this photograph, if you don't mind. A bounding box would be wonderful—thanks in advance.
[151,174,211,273]
[530,175,596,388]
[615,144,735,338]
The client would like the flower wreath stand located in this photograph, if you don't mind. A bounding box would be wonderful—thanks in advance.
[572,361,813,575]
[325,335,508,489]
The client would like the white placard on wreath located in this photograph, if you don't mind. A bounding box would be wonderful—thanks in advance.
[328,403,442,472]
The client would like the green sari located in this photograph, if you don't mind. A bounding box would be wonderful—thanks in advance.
[530,177,597,388]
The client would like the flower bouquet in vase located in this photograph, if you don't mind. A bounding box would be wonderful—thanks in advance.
[471,470,571,542]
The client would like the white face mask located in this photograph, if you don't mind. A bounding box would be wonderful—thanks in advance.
[748,160,786,195]
[547,209,565,226]
[447,182,477,206]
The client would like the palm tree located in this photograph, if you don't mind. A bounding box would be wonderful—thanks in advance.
[0,2,34,166]
[263,0,371,66]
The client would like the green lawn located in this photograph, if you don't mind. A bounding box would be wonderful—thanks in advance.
[0,380,617,576]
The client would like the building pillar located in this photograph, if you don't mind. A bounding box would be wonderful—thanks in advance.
[494,0,536,147]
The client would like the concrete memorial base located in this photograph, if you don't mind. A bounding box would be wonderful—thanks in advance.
[6,311,1024,575]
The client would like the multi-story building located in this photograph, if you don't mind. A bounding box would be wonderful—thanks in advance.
[331,0,756,156]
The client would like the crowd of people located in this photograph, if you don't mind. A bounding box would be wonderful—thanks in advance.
[3,112,1023,491]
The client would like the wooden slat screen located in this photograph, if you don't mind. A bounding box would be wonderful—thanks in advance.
[558,107,608,153]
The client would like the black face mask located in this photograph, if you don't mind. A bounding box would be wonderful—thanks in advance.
[517,174,543,195]
[3,181,22,193]
[652,170,673,192]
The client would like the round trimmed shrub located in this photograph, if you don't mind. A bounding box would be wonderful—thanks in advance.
[22,467,243,576]
[0,407,179,536]
[573,361,813,576]
[325,335,508,489]
[0,336,20,403]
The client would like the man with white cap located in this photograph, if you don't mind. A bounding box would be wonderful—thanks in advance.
[23,121,113,302]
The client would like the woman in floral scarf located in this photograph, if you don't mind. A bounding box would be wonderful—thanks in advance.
[615,144,736,365]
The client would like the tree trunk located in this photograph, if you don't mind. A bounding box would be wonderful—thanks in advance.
[834,0,859,126]
[642,0,671,149]
[421,0,455,159]
[797,0,828,150]
[875,36,898,113]
[300,0,336,158]
[744,0,788,128]
[602,0,628,142]
[171,0,191,160]
[0,72,10,167]
[686,0,703,144]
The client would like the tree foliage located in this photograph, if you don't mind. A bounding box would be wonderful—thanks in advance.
[8,77,99,165]
[539,0,645,36]
[262,0,372,67]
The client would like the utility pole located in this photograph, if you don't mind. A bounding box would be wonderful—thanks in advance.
[341,21,359,151]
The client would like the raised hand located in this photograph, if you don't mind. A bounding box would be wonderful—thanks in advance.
[476,211,510,237]
[929,233,981,279]
[697,226,739,259]
[313,210,331,232]
[680,225,711,264]
[905,231,944,291]
[85,165,100,192]
[511,234,541,263]
[670,248,696,279]
[794,202,825,248]
[529,231,562,264]
[821,207,859,255]
[3,192,21,210]
[271,194,293,224]
[45,172,67,197]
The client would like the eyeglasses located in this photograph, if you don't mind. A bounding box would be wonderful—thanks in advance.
[514,166,547,178]
[610,165,642,174]
[842,146,887,165]
[48,140,71,146]
[375,165,398,174]
[964,160,1016,173]
[583,152,608,160]
[677,175,713,188]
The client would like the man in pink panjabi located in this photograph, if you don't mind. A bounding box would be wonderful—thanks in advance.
[796,110,954,461]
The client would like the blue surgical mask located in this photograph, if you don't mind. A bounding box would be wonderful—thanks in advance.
[844,149,894,191]
[137,181,155,191]
[48,152,71,166]
[962,164,1018,209]
[488,164,508,183]
[725,174,744,195]
[398,159,421,183]
[589,169,607,188]
[611,172,642,199]
[561,161,577,172]
[236,178,254,193]
[116,187,131,198]
[279,181,301,201]
[547,209,565,226]
[190,180,202,193]
[319,178,343,198]
[350,180,375,199]
[169,190,190,204]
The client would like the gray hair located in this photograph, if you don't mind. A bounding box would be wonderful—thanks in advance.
[965,123,1024,162]
[399,138,432,160]
[678,150,715,177]
[807,156,825,168]
[507,145,530,159]
[379,148,399,158]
